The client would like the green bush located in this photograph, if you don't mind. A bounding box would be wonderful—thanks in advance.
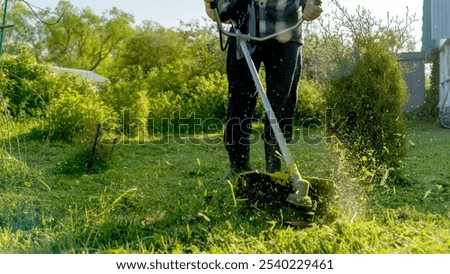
[45,88,119,174]
[47,89,118,142]
[147,91,184,134]
[0,51,52,119]
[147,72,228,134]
[101,71,150,138]
[182,72,228,131]
[326,36,408,170]
[296,78,326,125]
[0,50,105,121]
[422,48,440,118]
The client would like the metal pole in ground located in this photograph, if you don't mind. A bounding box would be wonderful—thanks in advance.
[0,0,13,59]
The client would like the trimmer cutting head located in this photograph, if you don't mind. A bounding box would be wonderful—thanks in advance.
[234,171,338,227]
[235,171,291,204]
[281,203,315,227]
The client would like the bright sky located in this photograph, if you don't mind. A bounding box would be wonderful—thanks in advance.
[30,0,424,47]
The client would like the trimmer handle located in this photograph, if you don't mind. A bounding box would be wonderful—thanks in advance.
[211,7,304,43]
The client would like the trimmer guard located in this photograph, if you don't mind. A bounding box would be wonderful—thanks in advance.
[234,170,338,227]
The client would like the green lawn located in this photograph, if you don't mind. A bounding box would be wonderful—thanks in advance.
[0,120,449,254]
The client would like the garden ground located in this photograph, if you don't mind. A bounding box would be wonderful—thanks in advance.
[0,119,449,253]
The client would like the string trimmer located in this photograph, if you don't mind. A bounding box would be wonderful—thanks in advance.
[210,0,335,226]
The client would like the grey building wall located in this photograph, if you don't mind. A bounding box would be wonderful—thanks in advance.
[422,0,433,52]
[398,52,427,112]
[431,0,450,43]
[422,0,450,52]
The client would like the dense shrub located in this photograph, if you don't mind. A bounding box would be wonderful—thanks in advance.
[296,78,326,125]
[0,50,105,121]
[44,87,119,174]
[147,72,228,134]
[147,91,184,134]
[181,72,228,131]
[422,48,440,118]
[325,36,408,170]
[46,88,118,142]
[100,71,150,138]
[0,51,52,118]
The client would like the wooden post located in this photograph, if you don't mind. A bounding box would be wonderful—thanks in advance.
[86,123,102,173]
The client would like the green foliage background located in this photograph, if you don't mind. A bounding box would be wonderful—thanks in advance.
[1,0,420,175]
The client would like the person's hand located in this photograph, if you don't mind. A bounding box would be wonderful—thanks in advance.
[204,0,215,9]
[219,0,251,22]
[302,0,323,21]
[204,0,217,21]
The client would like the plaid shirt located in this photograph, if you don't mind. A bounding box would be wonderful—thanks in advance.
[256,0,306,43]
[218,0,307,43]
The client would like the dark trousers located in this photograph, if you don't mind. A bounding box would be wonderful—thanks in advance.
[224,38,302,170]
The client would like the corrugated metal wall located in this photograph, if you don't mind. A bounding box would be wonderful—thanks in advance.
[399,52,426,112]
[431,0,450,44]
[422,0,433,52]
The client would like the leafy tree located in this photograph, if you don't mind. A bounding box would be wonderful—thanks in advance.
[117,20,225,88]
[118,21,184,75]
[1,2,41,55]
[36,0,134,72]
[176,20,226,77]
